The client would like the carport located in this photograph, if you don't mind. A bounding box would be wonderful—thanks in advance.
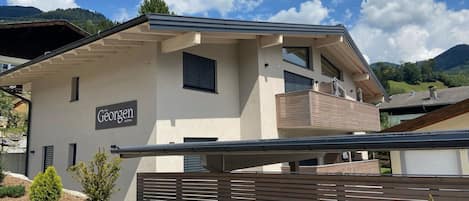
[111,130,469,201]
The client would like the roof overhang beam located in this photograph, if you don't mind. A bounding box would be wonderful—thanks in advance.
[161,32,201,53]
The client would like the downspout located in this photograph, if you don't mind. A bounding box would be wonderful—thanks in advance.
[0,87,31,177]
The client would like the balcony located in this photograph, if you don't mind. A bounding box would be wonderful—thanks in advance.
[276,90,380,132]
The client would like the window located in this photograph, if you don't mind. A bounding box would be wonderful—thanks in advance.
[183,52,217,93]
[321,56,342,80]
[43,145,54,172]
[71,77,79,101]
[284,71,313,93]
[282,47,310,69]
[299,158,318,166]
[68,143,77,167]
[183,138,218,172]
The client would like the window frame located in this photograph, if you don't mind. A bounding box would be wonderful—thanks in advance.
[182,52,218,94]
[282,47,312,70]
[283,71,314,93]
[70,77,79,102]
[321,55,343,80]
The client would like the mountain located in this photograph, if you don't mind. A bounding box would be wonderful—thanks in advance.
[371,44,469,94]
[0,6,116,34]
[0,6,41,18]
[434,44,469,71]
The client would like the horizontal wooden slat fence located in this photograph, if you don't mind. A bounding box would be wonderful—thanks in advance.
[137,172,469,201]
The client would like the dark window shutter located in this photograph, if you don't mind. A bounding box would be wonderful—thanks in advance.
[43,146,54,171]
[183,52,216,92]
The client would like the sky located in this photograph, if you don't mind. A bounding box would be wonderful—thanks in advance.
[1,0,469,64]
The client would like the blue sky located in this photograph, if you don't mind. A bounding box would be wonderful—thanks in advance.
[1,0,469,63]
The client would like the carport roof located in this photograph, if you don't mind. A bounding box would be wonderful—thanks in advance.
[111,130,469,158]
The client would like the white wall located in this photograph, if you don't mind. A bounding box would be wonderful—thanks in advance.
[154,43,242,172]
[29,43,159,201]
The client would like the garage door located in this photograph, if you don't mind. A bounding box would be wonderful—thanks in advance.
[403,150,460,175]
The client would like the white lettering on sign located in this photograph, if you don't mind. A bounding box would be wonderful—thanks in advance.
[97,107,134,124]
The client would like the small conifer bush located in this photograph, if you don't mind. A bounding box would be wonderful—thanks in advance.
[30,166,63,201]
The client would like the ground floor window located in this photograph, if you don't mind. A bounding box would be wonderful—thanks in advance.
[183,138,217,172]
[43,145,54,171]
[68,143,77,167]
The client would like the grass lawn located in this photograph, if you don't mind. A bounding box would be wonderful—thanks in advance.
[380,167,391,175]
[388,80,447,95]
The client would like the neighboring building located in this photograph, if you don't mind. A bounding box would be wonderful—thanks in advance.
[383,98,469,175]
[379,86,469,127]
[0,20,88,66]
[0,15,385,200]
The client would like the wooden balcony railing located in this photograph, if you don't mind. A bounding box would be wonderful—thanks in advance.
[276,90,380,132]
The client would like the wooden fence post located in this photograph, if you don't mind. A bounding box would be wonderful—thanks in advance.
[136,173,143,201]
[176,177,183,201]
[217,177,231,201]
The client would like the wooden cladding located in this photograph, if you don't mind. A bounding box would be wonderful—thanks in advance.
[276,90,380,131]
[137,172,469,201]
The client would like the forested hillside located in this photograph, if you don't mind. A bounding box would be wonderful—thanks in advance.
[372,44,469,95]
[0,6,116,34]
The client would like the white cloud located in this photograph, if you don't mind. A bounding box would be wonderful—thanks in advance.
[7,0,78,11]
[164,0,262,16]
[113,8,131,22]
[350,0,469,63]
[268,0,329,24]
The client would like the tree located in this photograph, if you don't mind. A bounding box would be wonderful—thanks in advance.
[402,62,422,84]
[67,149,122,201]
[421,59,435,82]
[138,0,174,15]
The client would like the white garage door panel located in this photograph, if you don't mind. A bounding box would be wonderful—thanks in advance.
[404,150,460,175]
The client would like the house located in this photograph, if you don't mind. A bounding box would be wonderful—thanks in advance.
[383,98,469,175]
[0,14,385,200]
[379,86,469,127]
[0,20,88,66]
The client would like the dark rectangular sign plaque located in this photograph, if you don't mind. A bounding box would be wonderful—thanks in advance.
[95,100,137,130]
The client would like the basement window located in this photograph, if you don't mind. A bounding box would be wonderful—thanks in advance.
[183,52,217,93]
[70,77,79,102]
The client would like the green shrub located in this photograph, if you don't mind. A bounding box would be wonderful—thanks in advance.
[0,185,25,198]
[68,149,121,201]
[30,166,63,201]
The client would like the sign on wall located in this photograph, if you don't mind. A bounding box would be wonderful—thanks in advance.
[95,100,137,130]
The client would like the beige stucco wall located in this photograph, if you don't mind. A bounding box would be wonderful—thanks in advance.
[391,112,469,175]
[153,43,242,172]
[28,37,366,199]
[29,43,159,201]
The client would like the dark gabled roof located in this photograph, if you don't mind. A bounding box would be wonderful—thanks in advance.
[111,130,469,158]
[383,98,469,132]
[379,86,469,110]
[0,14,386,97]
[0,20,89,59]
